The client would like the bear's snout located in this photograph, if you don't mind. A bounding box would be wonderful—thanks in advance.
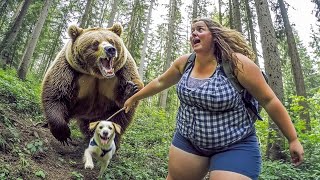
[104,46,117,58]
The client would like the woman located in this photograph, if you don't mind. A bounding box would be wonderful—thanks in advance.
[124,17,304,180]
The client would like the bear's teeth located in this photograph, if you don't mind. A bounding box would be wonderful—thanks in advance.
[98,59,115,77]
[105,68,114,74]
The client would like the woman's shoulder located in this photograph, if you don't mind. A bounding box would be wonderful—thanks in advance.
[233,52,255,64]
[173,53,193,74]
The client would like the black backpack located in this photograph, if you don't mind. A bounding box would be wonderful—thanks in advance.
[184,52,268,121]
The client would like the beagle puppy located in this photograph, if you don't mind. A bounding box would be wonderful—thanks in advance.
[83,120,121,178]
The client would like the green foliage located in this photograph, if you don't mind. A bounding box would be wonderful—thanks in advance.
[26,139,46,155]
[257,89,320,179]
[101,100,173,179]
[1,66,320,179]
[70,171,84,180]
[70,121,84,139]
[0,164,10,180]
[35,170,46,179]
[0,68,41,117]
[260,159,315,180]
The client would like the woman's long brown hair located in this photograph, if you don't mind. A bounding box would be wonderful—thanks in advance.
[192,17,256,72]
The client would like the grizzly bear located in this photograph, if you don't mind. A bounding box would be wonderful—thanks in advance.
[41,23,144,147]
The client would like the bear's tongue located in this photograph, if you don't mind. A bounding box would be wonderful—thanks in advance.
[99,58,114,77]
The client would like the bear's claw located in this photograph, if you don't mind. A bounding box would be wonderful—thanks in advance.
[124,81,139,100]
[60,137,72,146]
[51,124,71,146]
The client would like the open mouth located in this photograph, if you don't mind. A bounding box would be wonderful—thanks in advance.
[98,57,115,78]
[193,38,200,45]
[99,134,110,144]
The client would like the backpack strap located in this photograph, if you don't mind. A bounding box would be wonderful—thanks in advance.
[221,58,263,121]
[183,52,196,73]
[221,58,244,92]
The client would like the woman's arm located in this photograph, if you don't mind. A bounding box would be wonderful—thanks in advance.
[124,54,190,112]
[234,53,304,166]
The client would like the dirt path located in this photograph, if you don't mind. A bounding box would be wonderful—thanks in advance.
[0,108,101,180]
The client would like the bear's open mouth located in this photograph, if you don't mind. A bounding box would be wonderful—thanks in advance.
[98,57,115,78]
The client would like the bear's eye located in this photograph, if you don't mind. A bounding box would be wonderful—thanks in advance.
[109,40,115,46]
[92,40,100,50]
[108,126,112,130]
[99,126,103,129]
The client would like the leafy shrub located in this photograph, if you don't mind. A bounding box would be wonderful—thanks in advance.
[0,68,41,117]
[26,139,46,155]
[35,170,46,179]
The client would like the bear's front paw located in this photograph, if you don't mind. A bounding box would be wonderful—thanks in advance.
[50,123,72,145]
[124,81,139,100]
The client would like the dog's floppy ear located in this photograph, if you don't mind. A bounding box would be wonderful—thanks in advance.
[89,121,100,131]
[112,122,121,134]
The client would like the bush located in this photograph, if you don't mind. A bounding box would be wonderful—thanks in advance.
[0,68,41,117]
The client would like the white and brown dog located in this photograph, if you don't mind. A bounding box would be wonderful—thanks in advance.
[83,120,121,178]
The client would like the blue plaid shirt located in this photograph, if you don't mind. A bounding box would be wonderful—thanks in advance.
[176,64,257,150]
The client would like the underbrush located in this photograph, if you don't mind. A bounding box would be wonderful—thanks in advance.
[102,100,176,179]
[1,69,320,179]
[0,68,42,118]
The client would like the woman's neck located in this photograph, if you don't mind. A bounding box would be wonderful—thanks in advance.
[194,52,217,66]
[191,52,218,78]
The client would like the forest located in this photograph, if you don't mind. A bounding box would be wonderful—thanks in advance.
[0,0,320,179]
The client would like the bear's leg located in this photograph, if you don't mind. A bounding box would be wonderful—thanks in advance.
[110,110,136,150]
[77,119,93,141]
[45,102,72,145]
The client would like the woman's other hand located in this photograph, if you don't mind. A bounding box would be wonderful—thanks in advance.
[289,138,304,167]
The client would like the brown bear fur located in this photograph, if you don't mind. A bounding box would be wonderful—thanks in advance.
[41,23,144,147]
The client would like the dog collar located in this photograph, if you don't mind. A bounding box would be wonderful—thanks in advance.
[90,139,113,157]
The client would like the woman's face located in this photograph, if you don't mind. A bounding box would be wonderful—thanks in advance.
[190,21,213,53]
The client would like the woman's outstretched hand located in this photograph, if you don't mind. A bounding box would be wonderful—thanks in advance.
[289,138,304,167]
[124,97,136,113]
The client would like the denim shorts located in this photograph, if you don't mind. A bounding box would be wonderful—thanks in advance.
[172,131,261,180]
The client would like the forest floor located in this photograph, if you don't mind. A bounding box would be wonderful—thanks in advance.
[0,104,104,180]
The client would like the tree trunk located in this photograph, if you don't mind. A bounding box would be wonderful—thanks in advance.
[98,0,109,27]
[232,0,242,32]
[228,0,234,29]
[0,0,9,26]
[311,0,320,21]
[218,0,223,24]
[278,0,311,131]
[0,0,32,68]
[39,21,65,77]
[192,0,198,19]
[254,0,287,161]
[159,0,176,108]
[107,0,119,27]
[139,0,155,81]
[244,0,259,66]
[125,0,139,54]
[17,0,52,80]
[124,0,147,62]
[79,0,93,28]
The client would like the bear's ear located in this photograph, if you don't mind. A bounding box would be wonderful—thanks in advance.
[109,23,123,37]
[68,25,83,41]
